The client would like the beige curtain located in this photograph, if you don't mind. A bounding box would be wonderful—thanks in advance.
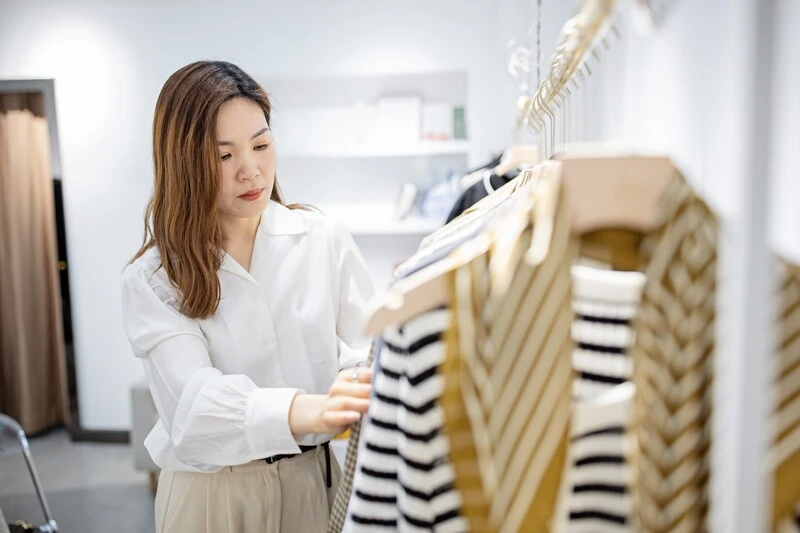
[0,93,69,434]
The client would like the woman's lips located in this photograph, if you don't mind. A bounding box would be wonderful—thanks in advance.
[238,188,264,201]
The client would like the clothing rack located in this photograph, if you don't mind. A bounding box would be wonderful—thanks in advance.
[519,0,617,158]
[507,1,779,531]
[341,2,781,531]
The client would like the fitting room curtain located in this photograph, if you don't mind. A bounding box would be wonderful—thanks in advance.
[0,92,69,434]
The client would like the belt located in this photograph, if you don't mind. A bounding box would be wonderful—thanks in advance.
[262,441,333,488]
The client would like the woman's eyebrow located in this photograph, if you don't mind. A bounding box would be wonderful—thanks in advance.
[217,127,269,146]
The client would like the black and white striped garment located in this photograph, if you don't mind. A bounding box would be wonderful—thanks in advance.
[557,383,635,533]
[570,265,646,401]
[557,265,646,533]
[345,308,467,533]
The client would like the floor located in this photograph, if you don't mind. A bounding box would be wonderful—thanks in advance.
[0,429,350,532]
[0,429,155,532]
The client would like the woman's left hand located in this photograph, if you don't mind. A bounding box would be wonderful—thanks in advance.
[319,366,373,434]
[288,365,373,436]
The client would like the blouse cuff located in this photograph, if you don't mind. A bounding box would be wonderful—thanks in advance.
[245,387,304,457]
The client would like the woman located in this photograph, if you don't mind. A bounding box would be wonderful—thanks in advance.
[121,60,375,532]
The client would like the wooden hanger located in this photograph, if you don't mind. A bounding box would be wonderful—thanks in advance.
[493,145,541,176]
[418,168,533,251]
[363,175,533,335]
[556,150,676,235]
[363,165,543,335]
[363,153,678,335]
[363,238,489,335]
[523,152,677,266]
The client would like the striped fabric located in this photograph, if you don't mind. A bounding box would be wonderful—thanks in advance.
[557,383,635,533]
[773,258,800,529]
[332,186,512,532]
[570,265,645,402]
[629,174,719,532]
[438,169,719,532]
[344,308,468,532]
[556,265,645,533]
[340,266,647,533]
[441,172,575,533]
[337,169,720,532]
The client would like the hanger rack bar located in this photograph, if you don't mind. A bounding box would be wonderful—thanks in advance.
[521,0,617,131]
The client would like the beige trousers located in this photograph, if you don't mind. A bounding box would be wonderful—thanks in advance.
[155,447,341,533]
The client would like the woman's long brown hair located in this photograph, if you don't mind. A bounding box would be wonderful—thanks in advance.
[132,60,294,320]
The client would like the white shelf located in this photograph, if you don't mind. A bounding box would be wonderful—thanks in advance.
[348,218,442,236]
[320,204,443,236]
[280,140,471,159]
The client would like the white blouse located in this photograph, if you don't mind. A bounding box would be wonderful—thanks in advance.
[121,201,375,473]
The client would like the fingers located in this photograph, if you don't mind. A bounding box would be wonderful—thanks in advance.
[322,365,373,434]
[322,410,361,428]
[327,396,370,414]
[337,366,373,385]
[353,367,373,383]
[329,381,372,399]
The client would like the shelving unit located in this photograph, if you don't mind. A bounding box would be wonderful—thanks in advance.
[319,203,443,236]
[280,140,471,159]
[263,71,469,286]
[347,218,443,236]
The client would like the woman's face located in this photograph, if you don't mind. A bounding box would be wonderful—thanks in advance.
[215,97,276,222]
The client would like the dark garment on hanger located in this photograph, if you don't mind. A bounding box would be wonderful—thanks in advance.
[445,170,519,224]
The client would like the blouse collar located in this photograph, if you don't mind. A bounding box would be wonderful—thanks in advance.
[259,200,308,236]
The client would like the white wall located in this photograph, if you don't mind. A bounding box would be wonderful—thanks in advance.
[604,0,798,262]
[608,1,795,530]
[769,0,800,264]
[0,0,575,430]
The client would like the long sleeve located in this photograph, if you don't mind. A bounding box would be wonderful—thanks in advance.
[332,221,376,370]
[121,263,304,472]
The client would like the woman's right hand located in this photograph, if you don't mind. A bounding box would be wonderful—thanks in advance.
[320,366,372,434]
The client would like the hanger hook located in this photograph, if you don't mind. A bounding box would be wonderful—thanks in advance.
[552,89,564,155]
[544,84,558,158]
[559,86,570,152]
[532,86,548,159]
